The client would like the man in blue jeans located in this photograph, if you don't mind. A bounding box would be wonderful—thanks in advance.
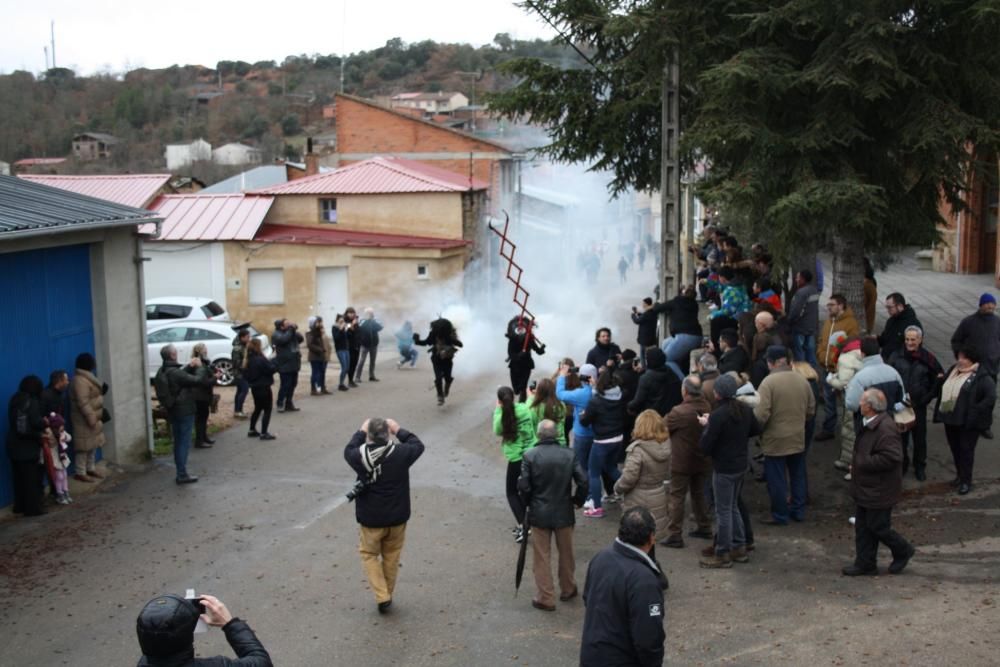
[154,344,216,484]
[754,346,816,524]
[231,328,251,418]
[787,269,820,366]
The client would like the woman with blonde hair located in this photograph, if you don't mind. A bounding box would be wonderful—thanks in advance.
[613,409,671,539]
[190,344,216,448]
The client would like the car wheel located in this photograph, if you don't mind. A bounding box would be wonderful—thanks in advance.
[213,359,235,387]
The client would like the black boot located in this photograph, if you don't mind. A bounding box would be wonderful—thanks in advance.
[444,378,453,397]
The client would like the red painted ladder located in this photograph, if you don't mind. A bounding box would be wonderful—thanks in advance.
[489,212,541,351]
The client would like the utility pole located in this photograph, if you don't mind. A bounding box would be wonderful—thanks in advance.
[44,46,49,71]
[50,20,56,69]
[659,51,680,331]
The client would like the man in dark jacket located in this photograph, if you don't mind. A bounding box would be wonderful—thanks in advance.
[231,328,251,418]
[580,507,668,667]
[887,326,944,480]
[136,593,272,666]
[355,308,385,383]
[628,348,682,416]
[786,269,819,365]
[716,329,749,375]
[878,293,922,361]
[271,319,303,412]
[631,298,667,367]
[517,419,588,611]
[40,370,69,417]
[586,327,622,371]
[7,375,46,516]
[154,345,215,485]
[843,389,915,576]
[507,315,546,402]
[951,293,1000,377]
[663,375,714,548]
[344,417,424,613]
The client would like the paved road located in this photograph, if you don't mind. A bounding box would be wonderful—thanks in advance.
[1,254,998,666]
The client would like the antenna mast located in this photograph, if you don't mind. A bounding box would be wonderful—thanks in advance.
[50,20,56,68]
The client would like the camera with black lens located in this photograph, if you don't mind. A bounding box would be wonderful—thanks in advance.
[569,366,580,374]
[346,478,368,502]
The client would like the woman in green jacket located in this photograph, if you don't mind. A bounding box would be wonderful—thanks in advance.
[493,386,536,542]
[527,378,567,445]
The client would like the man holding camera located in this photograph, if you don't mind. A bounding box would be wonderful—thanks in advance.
[272,318,303,413]
[136,593,272,666]
[344,417,425,613]
[154,344,217,485]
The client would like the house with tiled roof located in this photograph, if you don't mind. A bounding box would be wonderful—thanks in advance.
[141,156,486,329]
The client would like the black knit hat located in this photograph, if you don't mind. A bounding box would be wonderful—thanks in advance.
[136,594,201,658]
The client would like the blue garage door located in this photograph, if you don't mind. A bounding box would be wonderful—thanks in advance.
[0,244,95,508]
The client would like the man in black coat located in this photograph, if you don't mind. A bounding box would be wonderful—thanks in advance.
[517,420,588,611]
[136,593,272,666]
[580,507,668,667]
[344,417,424,613]
[40,370,69,417]
[586,327,622,371]
[951,293,1000,377]
[878,293,922,361]
[628,348,682,416]
[842,389,915,576]
[271,319,304,412]
[716,329,750,376]
[631,298,667,367]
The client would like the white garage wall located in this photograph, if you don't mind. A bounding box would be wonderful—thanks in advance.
[143,242,227,309]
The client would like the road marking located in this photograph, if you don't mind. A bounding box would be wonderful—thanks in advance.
[293,494,350,530]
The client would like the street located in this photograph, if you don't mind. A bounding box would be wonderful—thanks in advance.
[2,255,999,666]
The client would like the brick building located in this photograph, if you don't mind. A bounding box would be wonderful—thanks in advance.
[933,153,1000,284]
[331,93,520,219]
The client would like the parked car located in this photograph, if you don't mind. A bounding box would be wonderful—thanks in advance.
[146,296,229,324]
[147,320,268,386]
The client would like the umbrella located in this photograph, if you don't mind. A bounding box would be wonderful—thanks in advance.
[514,506,530,597]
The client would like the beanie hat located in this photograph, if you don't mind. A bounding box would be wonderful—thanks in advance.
[765,345,789,363]
[46,413,65,431]
[714,373,738,400]
[980,293,996,307]
[579,364,599,381]
[644,348,666,369]
[136,594,201,658]
[307,316,318,329]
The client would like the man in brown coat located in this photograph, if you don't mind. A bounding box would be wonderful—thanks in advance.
[662,375,714,548]
[755,346,815,525]
[843,389,915,576]
[815,294,861,441]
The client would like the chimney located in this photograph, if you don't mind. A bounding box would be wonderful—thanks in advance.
[305,137,318,176]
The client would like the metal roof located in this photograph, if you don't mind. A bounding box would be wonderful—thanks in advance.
[143,193,274,241]
[13,157,67,167]
[253,223,469,250]
[0,174,160,239]
[252,156,487,195]
[73,132,119,144]
[521,184,581,208]
[19,173,171,208]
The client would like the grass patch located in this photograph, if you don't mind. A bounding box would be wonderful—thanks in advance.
[153,434,173,457]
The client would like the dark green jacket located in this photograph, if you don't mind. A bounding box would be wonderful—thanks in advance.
[155,362,212,419]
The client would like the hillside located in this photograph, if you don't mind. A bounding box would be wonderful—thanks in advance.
[0,35,578,175]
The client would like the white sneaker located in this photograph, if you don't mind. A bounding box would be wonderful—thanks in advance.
[583,498,595,511]
[844,472,852,481]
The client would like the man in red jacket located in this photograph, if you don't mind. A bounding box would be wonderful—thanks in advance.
[842,389,915,576]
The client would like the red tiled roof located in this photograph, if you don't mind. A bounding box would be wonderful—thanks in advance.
[142,193,274,240]
[20,173,171,208]
[253,223,469,250]
[13,158,67,167]
[252,156,488,195]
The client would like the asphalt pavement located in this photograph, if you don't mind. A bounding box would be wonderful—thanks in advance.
[1,253,998,666]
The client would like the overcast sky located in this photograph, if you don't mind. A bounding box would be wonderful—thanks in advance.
[0,1,557,75]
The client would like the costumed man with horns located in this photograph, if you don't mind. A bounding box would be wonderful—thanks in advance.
[414,317,464,406]
[507,315,546,402]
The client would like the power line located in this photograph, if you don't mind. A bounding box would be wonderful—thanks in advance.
[521,0,611,81]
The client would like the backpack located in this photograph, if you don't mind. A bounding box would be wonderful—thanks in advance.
[14,397,32,437]
[435,340,457,361]
[153,367,175,410]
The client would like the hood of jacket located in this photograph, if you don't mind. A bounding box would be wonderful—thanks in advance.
[627,438,670,463]
[598,386,623,402]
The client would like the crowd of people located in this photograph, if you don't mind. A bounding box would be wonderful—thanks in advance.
[482,222,999,656]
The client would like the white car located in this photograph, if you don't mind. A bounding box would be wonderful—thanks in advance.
[146,296,230,324]
[147,320,269,386]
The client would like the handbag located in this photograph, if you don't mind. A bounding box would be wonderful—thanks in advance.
[101,407,112,423]
[893,403,916,432]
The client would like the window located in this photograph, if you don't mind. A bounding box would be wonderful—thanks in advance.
[248,268,284,305]
[417,264,429,280]
[146,304,193,320]
[186,328,228,341]
[147,327,188,344]
[200,301,225,318]
[320,198,338,223]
